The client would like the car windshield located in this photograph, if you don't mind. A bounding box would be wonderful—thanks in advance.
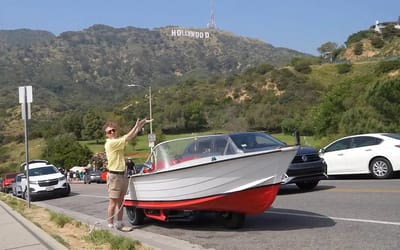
[229,133,285,151]
[5,173,18,179]
[383,133,400,140]
[28,165,59,176]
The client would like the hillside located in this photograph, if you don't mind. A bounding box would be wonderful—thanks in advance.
[1,24,400,172]
[0,25,308,112]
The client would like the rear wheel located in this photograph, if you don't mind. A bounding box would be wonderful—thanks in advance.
[370,157,393,179]
[296,180,319,190]
[216,212,245,229]
[125,206,145,225]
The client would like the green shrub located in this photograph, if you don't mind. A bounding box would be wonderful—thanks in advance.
[294,63,312,74]
[336,63,352,74]
[375,59,400,74]
[370,36,385,49]
[345,30,371,46]
[49,211,72,228]
[353,42,363,55]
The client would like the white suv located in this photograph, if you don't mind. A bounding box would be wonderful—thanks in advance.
[20,160,70,200]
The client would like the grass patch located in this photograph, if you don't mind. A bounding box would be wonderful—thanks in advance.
[49,211,72,228]
[85,229,142,250]
[0,193,149,249]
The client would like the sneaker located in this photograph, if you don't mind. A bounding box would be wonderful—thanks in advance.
[115,221,133,232]
[114,221,123,230]
[119,226,133,232]
[107,223,114,229]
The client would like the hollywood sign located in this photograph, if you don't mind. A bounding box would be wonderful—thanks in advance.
[171,29,210,39]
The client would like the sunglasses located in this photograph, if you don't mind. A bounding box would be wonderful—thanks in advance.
[106,129,115,134]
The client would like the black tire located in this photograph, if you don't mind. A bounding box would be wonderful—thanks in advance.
[370,157,393,179]
[125,206,145,225]
[296,180,319,190]
[216,212,245,229]
[22,188,27,200]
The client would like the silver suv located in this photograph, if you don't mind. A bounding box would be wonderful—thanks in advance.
[11,173,24,197]
[20,160,70,200]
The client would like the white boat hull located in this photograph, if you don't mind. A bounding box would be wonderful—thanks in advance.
[125,146,298,203]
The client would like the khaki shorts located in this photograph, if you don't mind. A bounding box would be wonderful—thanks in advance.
[107,172,129,199]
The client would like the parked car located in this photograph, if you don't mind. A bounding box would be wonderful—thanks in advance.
[319,133,400,179]
[20,160,70,200]
[12,173,24,197]
[89,170,106,183]
[100,169,108,183]
[179,132,327,190]
[1,172,21,193]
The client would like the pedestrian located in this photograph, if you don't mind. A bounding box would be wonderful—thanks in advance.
[103,118,149,230]
[126,158,135,176]
[69,171,73,183]
[66,170,70,183]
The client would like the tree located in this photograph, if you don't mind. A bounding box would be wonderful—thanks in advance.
[318,42,339,63]
[317,42,338,55]
[81,110,105,142]
[43,135,92,169]
[368,78,400,125]
[183,102,208,131]
[62,112,84,139]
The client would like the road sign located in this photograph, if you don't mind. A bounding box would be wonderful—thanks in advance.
[148,133,156,148]
[18,86,33,103]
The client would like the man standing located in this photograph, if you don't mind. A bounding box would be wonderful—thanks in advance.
[103,118,148,230]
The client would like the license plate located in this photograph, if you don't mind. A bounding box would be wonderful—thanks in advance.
[46,187,54,191]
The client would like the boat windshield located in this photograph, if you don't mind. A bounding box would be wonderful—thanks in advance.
[145,135,241,172]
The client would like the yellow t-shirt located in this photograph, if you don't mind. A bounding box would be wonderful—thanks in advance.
[105,137,127,172]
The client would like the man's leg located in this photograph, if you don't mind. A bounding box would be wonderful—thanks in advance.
[108,198,118,226]
[116,195,124,221]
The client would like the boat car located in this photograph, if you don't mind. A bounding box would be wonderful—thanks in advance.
[123,132,298,228]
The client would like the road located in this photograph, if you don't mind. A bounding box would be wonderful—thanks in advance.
[38,178,400,250]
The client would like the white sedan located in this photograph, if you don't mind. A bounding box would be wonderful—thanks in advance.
[319,133,400,179]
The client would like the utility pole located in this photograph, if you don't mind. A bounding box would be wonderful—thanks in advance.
[127,84,155,153]
[18,86,32,208]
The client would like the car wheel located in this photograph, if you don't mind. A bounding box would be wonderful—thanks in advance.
[125,206,145,225]
[296,180,319,190]
[22,188,27,200]
[216,212,245,229]
[66,183,71,195]
[370,157,393,179]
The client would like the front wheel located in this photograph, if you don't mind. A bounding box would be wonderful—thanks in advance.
[63,183,71,197]
[370,157,393,179]
[216,212,245,229]
[125,206,145,225]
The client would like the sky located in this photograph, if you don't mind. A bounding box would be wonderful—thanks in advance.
[1,0,399,55]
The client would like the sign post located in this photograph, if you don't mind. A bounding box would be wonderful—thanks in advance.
[18,86,32,208]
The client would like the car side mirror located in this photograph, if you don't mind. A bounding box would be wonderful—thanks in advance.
[319,148,325,153]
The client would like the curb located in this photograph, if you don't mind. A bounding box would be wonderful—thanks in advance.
[37,201,211,250]
[0,199,68,250]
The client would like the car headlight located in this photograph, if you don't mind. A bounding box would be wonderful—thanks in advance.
[59,176,66,181]
[29,180,38,185]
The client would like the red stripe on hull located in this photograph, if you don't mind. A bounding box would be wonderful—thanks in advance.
[124,184,281,214]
